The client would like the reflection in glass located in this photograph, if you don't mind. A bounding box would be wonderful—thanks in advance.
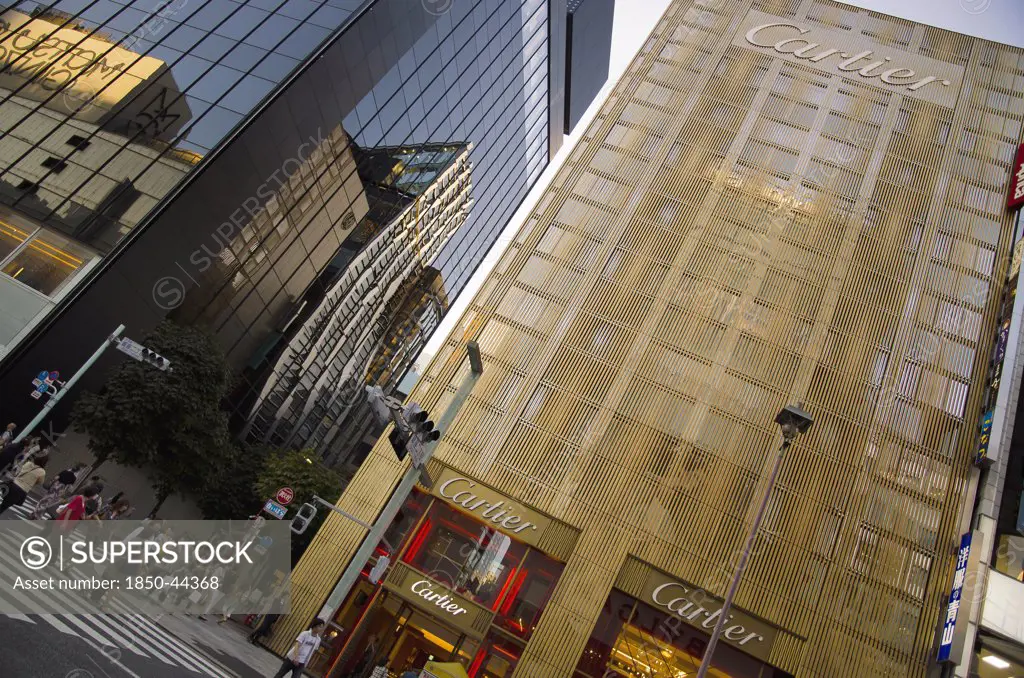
[492,549,563,640]
[402,501,527,611]
[0,216,34,262]
[1,228,93,297]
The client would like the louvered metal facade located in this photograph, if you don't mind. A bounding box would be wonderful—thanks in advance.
[278,1,1024,675]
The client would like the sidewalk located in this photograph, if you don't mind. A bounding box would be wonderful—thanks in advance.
[154,614,282,678]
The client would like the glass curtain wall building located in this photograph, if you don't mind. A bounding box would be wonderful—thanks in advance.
[284,0,1024,676]
[0,0,612,466]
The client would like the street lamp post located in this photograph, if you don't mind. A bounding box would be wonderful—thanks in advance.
[695,403,813,678]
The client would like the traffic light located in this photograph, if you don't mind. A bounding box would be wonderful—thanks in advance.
[389,427,410,461]
[388,402,440,464]
[140,347,170,371]
[290,503,317,534]
[409,409,440,443]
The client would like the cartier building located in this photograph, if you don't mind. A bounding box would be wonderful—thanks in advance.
[280,0,1024,677]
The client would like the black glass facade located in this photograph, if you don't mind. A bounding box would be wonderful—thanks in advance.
[0,0,612,466]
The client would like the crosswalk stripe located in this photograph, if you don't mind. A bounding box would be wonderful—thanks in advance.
[108,604,238,678]
[0,516,238,677]
[99,614,177,666]
[107,607,238,678]
[0,536,151,657]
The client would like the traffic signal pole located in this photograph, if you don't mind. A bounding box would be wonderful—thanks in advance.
[315,343,483,621]
[13,324,125,445]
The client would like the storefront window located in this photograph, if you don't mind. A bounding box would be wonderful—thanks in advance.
[380,490,431,561]
[493,550,564,640]
[1,228,93,297]
[402,502,527,610]
[468,631,524,677]
[994,534,1024,581]
[576,591,792,678]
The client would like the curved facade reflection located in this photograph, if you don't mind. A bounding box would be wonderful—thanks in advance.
[0,0,617,465]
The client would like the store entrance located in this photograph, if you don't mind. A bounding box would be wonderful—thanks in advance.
[389,606,474,674]
[333,592,476,678]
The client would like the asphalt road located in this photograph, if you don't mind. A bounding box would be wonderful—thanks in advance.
[0,613,224,678]
[0,496,271,678]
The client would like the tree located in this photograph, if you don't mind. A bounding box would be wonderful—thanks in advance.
[72,321,235,516]
[195,444,269,520]
[254,449,345,509]
[255,450,347,564]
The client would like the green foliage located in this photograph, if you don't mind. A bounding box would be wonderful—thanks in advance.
[254,449,345,509]
[72,321,235,514]
[195,444,269,520]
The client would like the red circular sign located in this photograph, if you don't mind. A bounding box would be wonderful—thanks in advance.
[275,487,294,505]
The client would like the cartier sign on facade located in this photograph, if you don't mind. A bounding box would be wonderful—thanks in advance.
[384,562,493,639]
[734,10,964,108]
[630,565,780,662]
[430,467,552,548]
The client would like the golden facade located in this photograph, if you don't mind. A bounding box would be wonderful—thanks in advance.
[279,1,1024,676]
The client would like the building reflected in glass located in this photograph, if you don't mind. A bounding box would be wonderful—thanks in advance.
[0,0,616,466]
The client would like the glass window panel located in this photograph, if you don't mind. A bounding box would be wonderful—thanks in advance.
[492,550,563,640]
[221,42,270,72]
[214,6,270,41]
[246,14,301,51]
[185,2,237,32]
[185,63,247,104]
[221,74,277,115]
[0,215,36,263]
[1,229,93,297]
[402,501,528,611]
[252,52,301,82]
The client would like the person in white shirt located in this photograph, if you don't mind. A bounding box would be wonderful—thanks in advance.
[273,618,326,677]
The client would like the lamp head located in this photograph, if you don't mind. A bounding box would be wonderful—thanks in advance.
[776,403,813,442]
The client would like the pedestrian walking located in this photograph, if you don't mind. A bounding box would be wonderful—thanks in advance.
[0,454,48,515]
[0,436,38,474]
[31,463,84,519]
[43,484,103,535]
[350,635,380,678]
[100,498,132,520]
[272,618,326,678]
[79,479,105,516]
[248,613,281,644]
[1,422,15,445]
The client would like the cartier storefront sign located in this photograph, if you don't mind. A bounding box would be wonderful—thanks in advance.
[383,562,494,639]
[618,559,781,662]
[734,10,964,108]
[428,466,553,548]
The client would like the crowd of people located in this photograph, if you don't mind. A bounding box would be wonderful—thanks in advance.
[1,421,295,676]
[0,421,133,526]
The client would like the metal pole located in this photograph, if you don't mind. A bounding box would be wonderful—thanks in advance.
[696,439,790,678]
[316,355,482,621]
[311,495,395,554]
[13,324,125,445]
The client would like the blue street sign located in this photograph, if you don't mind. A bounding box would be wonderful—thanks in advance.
[262,500,287,520]
[37,371,48,381]
[36,383,48,393]
[937,532,972,662]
